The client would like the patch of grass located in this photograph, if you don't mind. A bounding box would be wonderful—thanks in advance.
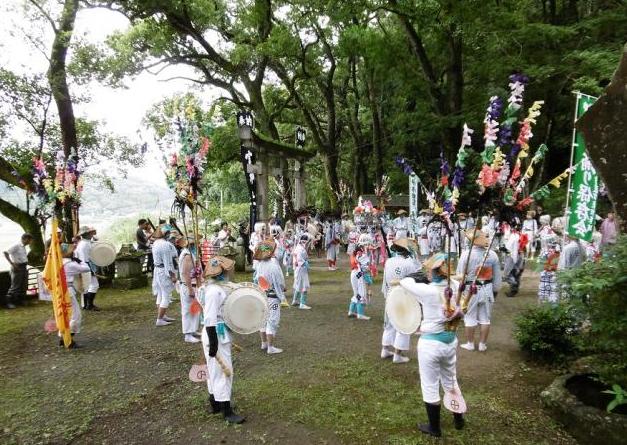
[236,356,570,445]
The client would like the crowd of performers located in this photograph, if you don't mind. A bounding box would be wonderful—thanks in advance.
[35,206,616,434]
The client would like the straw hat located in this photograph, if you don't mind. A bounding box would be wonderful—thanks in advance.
[464,229,489,248]
[419,209,430,214]
[396,209,408,216]
[204,255,235,278]
[391,238,416,253]
[253,239,276,260]
[78,225,93,236]
[423,252,454,276]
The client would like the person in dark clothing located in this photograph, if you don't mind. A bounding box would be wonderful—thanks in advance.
[136,219,154,272]
[3,233,33,308]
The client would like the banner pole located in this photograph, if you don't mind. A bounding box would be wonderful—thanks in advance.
[563,92,580,245]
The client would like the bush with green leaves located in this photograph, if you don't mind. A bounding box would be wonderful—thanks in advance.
[558,236,627,387]
[514,303,583,364]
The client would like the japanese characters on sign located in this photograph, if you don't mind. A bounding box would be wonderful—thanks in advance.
[567,94,598,242]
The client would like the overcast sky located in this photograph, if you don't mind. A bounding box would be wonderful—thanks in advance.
[0,1,220,267]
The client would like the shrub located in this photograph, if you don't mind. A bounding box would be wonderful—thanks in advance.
[514,303,582,364]
[558,236,627,387]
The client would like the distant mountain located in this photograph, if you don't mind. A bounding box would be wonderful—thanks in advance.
[0,173,174,228]
[80,174,175,224]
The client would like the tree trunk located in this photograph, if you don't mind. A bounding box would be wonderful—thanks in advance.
[0,197,45,265]
[47,0,80,238]
[321,152,340,210]
[577,43,627,232]
[366,73,384,188]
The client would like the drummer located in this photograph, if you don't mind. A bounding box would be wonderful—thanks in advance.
[60,243,91,348]
[179,236,200,343]
[380,238,421,364]
[75,226,100,311]
[200,256,245,424]
[253,239,285,354]
[400,253,465,437]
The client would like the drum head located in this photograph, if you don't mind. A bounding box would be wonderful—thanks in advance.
[223,284,268,334]
[385,285,422,335]
[91,242,117,267]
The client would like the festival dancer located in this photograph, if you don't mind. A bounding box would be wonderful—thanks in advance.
[75,226,100,310]
[282,228,294,277]
[503,222,524,298]
[152,228,177,326]
[178,236,200,343]
[417,209,431,260]
[325,218,340,270]
[522,211,538,258]
[393,209,409,239]
[292,234,312,309]
[60,243,91,348]
[381,238,421,363]
[254,240,285,354]
[347,225,360,256]
[347,244,371,320]
[457,230,502,352]
[538,236,560,303]
[200,256,245,424]
[249,222,267,271]
[537,214,555,258]
[400,254,465,438]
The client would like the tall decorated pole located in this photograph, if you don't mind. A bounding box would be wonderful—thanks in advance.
[565,93,599,242]
[409,173,419,237]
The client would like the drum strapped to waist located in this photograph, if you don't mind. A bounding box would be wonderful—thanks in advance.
[385,285,423,335]
[90,242,117,267]
[219,282,268,335]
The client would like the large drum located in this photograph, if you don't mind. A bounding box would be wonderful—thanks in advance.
[222,282,268,335]
[90,242,117,267]
[385,285,423,335]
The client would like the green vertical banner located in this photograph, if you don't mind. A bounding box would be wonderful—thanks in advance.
[567,94,598,242]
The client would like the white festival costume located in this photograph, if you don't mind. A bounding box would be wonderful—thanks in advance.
[292,243,310,292]
[381,255,421,351]
[62,259,91,334]
[152,238,176,309]
[200,282,233,402]
[74,239,99,305]
[400,278,462,404]
[456,246,502,327]
[255,259,285,334]
[178,248,200,334]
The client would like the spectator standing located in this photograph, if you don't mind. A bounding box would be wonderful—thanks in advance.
[3,233,33,308]
[136,219,154,272]
[599,212,618,250]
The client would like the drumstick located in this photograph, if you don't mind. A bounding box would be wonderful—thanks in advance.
[215,353,232,377]
[232,343,243,352]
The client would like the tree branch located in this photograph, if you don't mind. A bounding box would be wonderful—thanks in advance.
[26,0,58,33]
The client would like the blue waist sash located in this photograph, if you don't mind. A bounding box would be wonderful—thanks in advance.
[422,331,456,344]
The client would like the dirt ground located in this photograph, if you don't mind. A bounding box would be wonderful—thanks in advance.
[0,254,577,445]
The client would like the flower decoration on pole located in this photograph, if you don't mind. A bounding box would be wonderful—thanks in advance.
[32,148,85,215]
[165,116,213,213]
[471,74,552,215]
